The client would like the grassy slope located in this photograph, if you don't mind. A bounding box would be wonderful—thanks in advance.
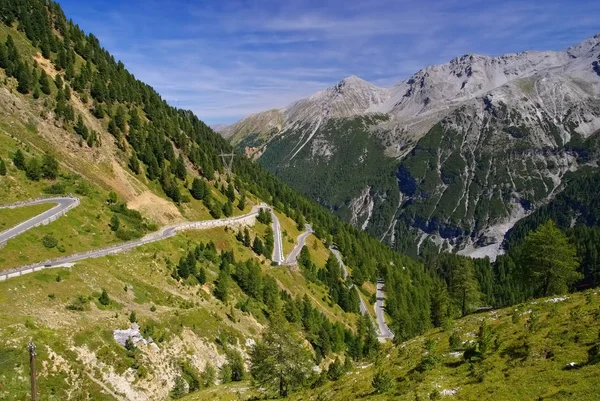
[290,290,600,401]
[0,202,54,231]
[184,290,600,401]
[0,220,357,400]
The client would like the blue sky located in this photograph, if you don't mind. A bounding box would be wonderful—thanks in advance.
[58,0,600,125]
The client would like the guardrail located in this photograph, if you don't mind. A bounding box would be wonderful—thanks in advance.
[0,196,80,248]
[0,207,260,282]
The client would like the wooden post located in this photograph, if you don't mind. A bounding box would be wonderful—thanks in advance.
[28,341,37,401]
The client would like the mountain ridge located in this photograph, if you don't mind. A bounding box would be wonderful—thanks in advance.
[223,33,600,259]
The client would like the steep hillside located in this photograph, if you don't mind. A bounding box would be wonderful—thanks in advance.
[225,34,600,259]
[185,289,600,401]
[0,2,438,400]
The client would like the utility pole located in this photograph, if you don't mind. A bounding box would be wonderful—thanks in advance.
[218,153,236,175]
[28,341,37,401]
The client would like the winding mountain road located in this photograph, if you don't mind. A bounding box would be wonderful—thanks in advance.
[330,246,387,337]
[0,197,80,245]
[270,210,284,265]
[0,204,263,282]
[284,224,313,265]
[375,280,395,340]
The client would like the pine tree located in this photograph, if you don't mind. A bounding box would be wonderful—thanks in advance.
[128,152,140,174]
[0,158,6,176]
[214,269,230,302]
[41,153,59,179]
[249,317,313,397]
[226,182,235,203]
[25,157,42,181]
[54,74,63,89]
[519,220,582,296]
[237,191,246,210]
[98,288,110,306]
[16,62,32,94]
[253,237,264,256]
[109,214,120,232]
[449,258,481,316]
[174,154,186,180]
[39,70,51,95]
[13,149,26,170]
[222,200,233,217]
[196,266,207,285]
[190,177,206,200]
[243,228,251,247]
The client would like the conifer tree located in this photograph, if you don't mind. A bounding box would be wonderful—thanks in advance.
[222,200,233,217]
[39,70,51,95]
[16,62,32,94]
[41,153,58,179]
[13,149,26,170]
[174,154,186,180]
[128,152,140,174]
[520,220,582,296]
[190,177,206,200]
[99,288,110,306]
[0,158,6,176]
[25,157,42,181]
[253,237,264,256]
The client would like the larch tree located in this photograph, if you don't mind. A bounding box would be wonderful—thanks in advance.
[249,316,313,397]
[519,220,582,297]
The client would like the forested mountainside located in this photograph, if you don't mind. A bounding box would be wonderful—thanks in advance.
[0,1,598,400]
[224,34,600,259]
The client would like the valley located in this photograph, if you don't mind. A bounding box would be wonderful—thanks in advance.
[224,35,600,260]
[0,1,598,400]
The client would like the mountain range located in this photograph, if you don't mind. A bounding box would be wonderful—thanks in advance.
[223,34,600,259]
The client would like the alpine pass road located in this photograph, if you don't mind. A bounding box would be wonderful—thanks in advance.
[331,246,377,332]
[270,210,284,265]
[375,280,395,340]
[0,197,80,245]
[0,205,262,282]
[284,224,313,265]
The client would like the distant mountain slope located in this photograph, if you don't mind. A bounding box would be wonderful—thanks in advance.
[224,34,600,258]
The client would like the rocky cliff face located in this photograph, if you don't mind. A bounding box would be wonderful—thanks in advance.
[224,34,600,259]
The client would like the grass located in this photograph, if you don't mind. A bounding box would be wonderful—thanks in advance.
[0,228,265,400]
[267,267,356,329]
[307,234,331,268]
[273,210,302,256]
[0,202,54,232]
[0,217,354,400]
[185,290,600,401]
[286,290,600,401]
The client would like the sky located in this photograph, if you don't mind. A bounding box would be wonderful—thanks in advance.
[58,0,600,125]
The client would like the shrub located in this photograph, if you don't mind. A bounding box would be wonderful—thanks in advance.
[42,234,58,248]
[66,296,90,311]
[43,182,67,194]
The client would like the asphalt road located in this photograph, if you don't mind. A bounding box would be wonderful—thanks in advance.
[330,247,348,279]
[284,224,313,265]
[375,280,395,340]
[0,205,261,282]
[270,210,285,264]
[330,246,377,328]
[0,197,79,245]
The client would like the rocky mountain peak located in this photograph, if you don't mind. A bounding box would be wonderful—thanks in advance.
[567,33,600,58]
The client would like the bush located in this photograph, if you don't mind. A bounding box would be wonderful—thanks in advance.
[43,182,67,194]
[66,296,90,311]
[42,234,58,248]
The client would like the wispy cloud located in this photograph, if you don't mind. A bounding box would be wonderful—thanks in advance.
[59,0,600,124]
